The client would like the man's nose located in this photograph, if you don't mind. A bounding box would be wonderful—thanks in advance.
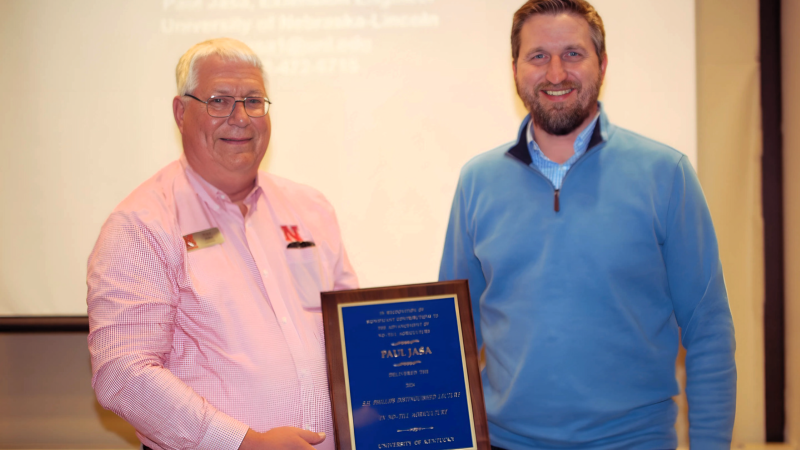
[546,57,568,85]
[227,100,251,126]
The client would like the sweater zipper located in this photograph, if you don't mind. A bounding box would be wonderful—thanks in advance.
[514,146,599,212]
[552,157,585,212]
[554,189,560,212]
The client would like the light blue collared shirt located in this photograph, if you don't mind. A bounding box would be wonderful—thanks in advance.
[526,112,600,189]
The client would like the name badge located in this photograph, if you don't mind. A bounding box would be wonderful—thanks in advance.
[183,227,224,252]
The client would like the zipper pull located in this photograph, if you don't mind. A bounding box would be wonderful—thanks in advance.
[554,190,560,212]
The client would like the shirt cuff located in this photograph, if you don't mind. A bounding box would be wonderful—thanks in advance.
[197,410,250,450]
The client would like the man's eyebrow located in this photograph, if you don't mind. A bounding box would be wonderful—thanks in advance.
[525,46,548,56]
[524,44,589,57]
[564,44,589,52]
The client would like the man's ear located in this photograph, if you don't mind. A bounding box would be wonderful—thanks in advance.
[599,53,608,82]
[512,59,518,78]
[173,96,186,134]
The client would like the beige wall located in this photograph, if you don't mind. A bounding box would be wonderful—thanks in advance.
[782,0,800,444]
[696,0,765,444]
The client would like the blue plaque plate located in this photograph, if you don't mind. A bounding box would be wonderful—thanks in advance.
[322,281,488,450]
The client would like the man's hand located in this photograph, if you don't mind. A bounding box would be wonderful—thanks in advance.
[238,427,326,450]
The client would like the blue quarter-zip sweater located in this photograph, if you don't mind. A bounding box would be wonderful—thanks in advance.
[439,110,736,450]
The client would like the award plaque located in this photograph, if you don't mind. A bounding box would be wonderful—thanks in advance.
[321,280,489,450]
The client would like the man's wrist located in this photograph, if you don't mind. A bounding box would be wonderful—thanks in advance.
[197,410,250,450]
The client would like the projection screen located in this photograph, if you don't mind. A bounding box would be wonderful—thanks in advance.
[0,0,696,316]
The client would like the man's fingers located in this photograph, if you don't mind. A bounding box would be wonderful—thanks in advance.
[240,427,326,450]
[298,429,326,444]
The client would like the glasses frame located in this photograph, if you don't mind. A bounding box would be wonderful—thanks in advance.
[184,93,271,118]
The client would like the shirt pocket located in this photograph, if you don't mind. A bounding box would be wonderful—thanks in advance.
[284,246,333,311]
[284,246,318,263]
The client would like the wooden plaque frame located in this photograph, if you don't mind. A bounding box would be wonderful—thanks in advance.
[321,280,489,450]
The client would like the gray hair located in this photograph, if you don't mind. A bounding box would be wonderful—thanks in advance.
[175,38,267,96]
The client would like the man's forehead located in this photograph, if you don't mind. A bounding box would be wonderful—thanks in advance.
[211,84,266,96]
[520,12,593,49]
[195,55,266,94]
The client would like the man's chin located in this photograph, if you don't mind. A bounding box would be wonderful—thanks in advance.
[536,97,579,114]
[532,114,587,136]
[530,102,593,136]
[216,151,264,173]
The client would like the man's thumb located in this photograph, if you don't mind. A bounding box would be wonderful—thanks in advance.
[300,430,326,445]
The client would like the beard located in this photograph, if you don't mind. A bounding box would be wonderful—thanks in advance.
[516,72,602,136]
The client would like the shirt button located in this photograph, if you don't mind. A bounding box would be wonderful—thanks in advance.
[211,204,220,211]
[303,424,311,430]
[261,269,268,277]
[281,317,287,324]
[246,222,253,228]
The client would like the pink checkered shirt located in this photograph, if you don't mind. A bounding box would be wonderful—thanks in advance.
[87,158,358,450]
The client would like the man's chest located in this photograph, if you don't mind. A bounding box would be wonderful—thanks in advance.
[469,166,671,280]
[173,195,336,351]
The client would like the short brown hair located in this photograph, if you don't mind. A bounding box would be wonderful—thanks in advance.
[511,0,606,63]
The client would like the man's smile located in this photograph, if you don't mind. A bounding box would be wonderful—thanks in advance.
[220,137,253,144]
[541,88,576,100]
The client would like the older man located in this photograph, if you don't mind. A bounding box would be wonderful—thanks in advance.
[87,38,358,450]
[439,1,736,449]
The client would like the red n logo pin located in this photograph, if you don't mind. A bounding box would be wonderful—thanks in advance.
[281,225,302,242]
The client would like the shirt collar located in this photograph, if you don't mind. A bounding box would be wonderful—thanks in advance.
[180,155,263,210]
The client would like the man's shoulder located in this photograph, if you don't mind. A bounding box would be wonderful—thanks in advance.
[459,142,518,179]
[109,160,184,228]
[260,171,336,214]
[606,125,686,166]
[90,161,185,265]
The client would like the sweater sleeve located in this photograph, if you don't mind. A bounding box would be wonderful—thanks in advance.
[663,156,737,449]
[87,212,249,450]
[438,172,487,348]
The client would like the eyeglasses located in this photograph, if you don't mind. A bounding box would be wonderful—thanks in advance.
[184,94,271,118]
